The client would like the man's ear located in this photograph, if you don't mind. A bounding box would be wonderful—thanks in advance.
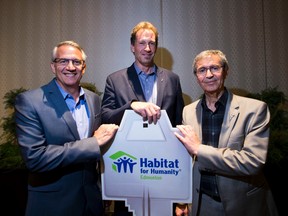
[81,64,86,75]
[130,44,135,53]
[50,63,56,75]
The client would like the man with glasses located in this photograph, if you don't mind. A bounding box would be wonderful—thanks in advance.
[174,50,278,216]
[15,40,119,216]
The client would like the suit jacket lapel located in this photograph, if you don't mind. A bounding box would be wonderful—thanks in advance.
[127,65,146,101]
[85,91,95,136]
[219,92,239,148]
[156,67,165,107]
[43,80,80,140]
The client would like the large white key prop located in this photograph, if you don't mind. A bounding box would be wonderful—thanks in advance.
[101,110,192,216]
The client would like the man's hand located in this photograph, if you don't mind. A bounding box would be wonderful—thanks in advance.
[93,124,119,146]
[131,101,161,124]
[175,125,201,156]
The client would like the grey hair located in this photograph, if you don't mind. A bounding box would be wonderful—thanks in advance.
[193,50,229,74]
[51,40,87,62]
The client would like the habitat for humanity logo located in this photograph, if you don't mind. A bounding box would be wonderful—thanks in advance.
[109,151,137,174]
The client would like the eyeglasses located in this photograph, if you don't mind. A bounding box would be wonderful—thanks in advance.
[196,65,223,76]
[53,58,85,67]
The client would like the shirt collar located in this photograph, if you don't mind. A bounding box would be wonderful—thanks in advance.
[133,63,156,75]
[54,79,85,100]
[201,88,228,108]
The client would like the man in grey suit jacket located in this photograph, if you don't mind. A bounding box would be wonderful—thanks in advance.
[15,41,118,216]
[101,21,184,215]
[175,50,278,216]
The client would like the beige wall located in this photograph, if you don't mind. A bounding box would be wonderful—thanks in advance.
[1,0,288,120]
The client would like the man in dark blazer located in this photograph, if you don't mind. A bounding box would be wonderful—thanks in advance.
[101,21,184,215]
[101,21,184,127]
[101,64,184,127]
[15,41,118,216]
[175,50,278,216]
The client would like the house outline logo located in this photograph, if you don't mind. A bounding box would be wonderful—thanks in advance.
[109,151,137,174]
